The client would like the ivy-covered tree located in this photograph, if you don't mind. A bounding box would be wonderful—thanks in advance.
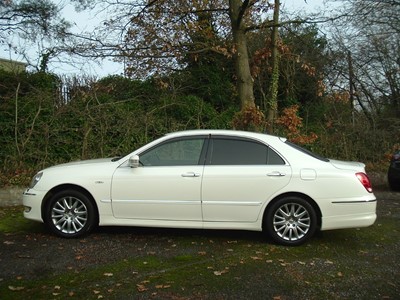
[70,0,301,121]
[0,0,71,72]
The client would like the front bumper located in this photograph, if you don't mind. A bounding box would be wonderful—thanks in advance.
[23,188,47,223]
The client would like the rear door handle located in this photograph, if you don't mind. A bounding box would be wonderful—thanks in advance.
[181,172,200,178]
[267,172,286,177]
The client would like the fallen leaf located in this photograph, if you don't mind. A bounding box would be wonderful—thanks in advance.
[93,290,101,294]
[214,269,229,276]
[251,256,262,260]
[156,285,171,289]
[4,241,14,245]
[198,251,207,256]
[136,284,148,292]
[103,273,113,277]
[141,280,150,284]
[8,286,24,291]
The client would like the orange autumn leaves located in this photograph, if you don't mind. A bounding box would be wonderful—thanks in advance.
[275,104,318,145]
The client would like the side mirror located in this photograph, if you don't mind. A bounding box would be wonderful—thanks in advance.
[129,155,140,168]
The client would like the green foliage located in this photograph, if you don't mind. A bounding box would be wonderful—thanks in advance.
[0,70,236,183]
[180,54,237,110]
[0,51,397,187]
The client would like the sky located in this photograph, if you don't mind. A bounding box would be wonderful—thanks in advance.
[1,0,325,78]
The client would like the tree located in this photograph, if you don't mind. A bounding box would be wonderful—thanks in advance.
[327,0,400,123]
[70,0,295,120]
[265,0,280,130]
[1,0,71,72]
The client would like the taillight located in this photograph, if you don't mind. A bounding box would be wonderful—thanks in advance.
[356,172,373,193]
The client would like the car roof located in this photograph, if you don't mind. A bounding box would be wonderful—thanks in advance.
[165,129,286,142]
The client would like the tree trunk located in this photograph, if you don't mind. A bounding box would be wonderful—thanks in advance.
[266,0,280,132]
[229,0,255,109]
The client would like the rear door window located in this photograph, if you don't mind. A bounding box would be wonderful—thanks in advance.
[207,137,285,165]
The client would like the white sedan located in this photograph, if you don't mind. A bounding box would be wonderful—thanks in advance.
[23,130,376,246]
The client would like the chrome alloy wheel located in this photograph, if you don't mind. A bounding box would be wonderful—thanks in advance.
[51,196,88,234]
[272,202,311,241]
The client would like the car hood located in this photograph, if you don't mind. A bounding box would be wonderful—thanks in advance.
[329,159,365,171]
[48,158,117,169]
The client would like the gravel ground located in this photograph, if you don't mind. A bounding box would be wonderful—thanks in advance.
[0,189,399,299]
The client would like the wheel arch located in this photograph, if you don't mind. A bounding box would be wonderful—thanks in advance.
[41,184,99,226]
[262,192,322,230]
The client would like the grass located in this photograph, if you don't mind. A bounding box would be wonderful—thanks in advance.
[0,205,399,299]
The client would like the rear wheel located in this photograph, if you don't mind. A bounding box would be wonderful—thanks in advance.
[388,172,400,191]
[265,196,317,246]
[44,189,96,238]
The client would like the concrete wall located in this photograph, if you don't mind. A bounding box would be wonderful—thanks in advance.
[0,187,25,207]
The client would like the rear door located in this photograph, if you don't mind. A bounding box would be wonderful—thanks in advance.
[201,136,291,222]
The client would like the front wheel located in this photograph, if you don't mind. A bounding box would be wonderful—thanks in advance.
[265,197,317,246]
[44,189,97,238]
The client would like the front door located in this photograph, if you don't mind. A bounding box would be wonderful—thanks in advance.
[111,137,207,221]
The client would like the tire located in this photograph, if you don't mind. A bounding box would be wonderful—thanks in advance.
[265,196,317,246]
[44,189,97,238]
[388,176,400,191]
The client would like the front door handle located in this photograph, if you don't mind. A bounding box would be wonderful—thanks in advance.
[181,172,200,178]
[267,171,286,177]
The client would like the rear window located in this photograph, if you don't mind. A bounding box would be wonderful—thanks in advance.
[285,141,329,162]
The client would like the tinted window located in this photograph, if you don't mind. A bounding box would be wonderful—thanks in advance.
[268,147,285,165]
[285,141,329,162]
[141,138,205,166]
[208,138,284,165]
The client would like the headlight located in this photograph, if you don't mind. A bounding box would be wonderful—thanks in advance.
[29,172,43,189]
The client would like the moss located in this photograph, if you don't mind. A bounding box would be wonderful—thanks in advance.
[0,206,399,299]
[0,206,43,233]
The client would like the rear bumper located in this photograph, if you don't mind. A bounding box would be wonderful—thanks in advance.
[321,199,377,230]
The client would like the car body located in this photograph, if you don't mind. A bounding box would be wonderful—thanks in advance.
[388,150,400,191]
[23,130,377,246]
